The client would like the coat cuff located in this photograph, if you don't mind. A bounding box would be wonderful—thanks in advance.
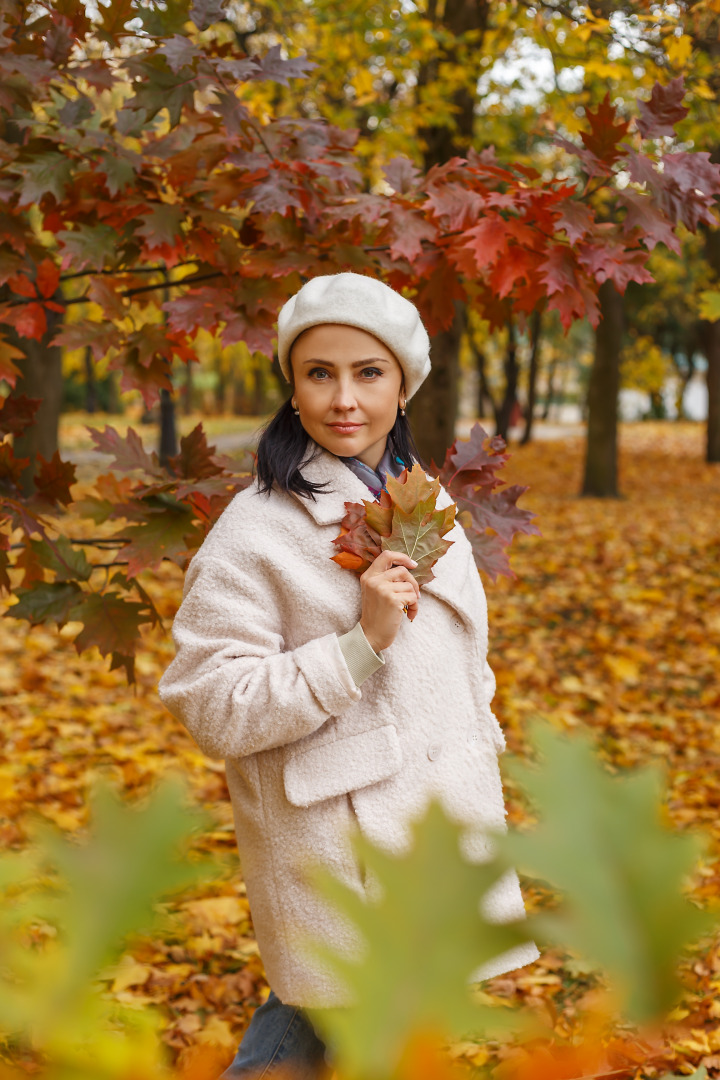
[293,631,363,712]
[336,622,385,687]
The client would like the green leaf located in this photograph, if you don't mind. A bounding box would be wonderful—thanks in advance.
[0,776,219,1052]
[306,801,532,1079]
[118,501,200,577]
[17,152,73,206]
[29,535,92,582]
[502,723,715,1022]
[698,290,720,322]
[69,590,152,676]
[11,581,83,626]
[56,225,120,271]
[382,504,454,586]
[34,776,217,983]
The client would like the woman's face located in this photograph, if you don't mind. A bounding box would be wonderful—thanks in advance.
[290,323,404,470]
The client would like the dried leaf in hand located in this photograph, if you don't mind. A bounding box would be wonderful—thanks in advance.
[331,464,455,584]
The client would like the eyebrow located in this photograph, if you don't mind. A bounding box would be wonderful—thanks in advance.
[301,358,391,367]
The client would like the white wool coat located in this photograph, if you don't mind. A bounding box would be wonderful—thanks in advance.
[158,443,539,1007]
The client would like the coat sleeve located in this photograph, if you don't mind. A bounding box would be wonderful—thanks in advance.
[158,554,363,760]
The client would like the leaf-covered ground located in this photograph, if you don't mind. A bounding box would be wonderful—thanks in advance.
[1,421,719,1077]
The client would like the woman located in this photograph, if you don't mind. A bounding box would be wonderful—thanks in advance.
[158,273,539,1079]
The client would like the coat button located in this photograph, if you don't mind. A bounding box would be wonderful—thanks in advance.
[427,741,443,761]
[450,616,465,634]
[467,728,480,746]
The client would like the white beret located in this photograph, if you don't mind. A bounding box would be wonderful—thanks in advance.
[276,272,431,400]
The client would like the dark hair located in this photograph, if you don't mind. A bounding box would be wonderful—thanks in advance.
[254,396,425,499]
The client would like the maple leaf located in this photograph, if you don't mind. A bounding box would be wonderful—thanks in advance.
[383,504,454,586]
[636,77,689,140]
[251,46,316,86]
[35,258,60,299]
[117,499,201,577]
[0,395,40,438]
[33,451,76,507]
[435,424,539,580]
[56,225,119,271]
[27,535,92,583]
[50,321,118,362]
[0,441,30,491]
[11,581,83,626]
[331,465,455,586]
[489,245,532,299]
[96,0,135,41]
[555,199,594,244]
[1,300,47,340]
[579,94,630,168]
[135,204,186,259]
[0,335,23,388]
[168,424,224,481]
[383,156,421,194]
[88,426,162,477]
[538,245,580,297]
[385,208,436,263]
[454,216,511,274]
[619,192,682,255]
[159,34,201,74]
[16,152,73,206]
[69,591,152,682]
[190,0,228,31]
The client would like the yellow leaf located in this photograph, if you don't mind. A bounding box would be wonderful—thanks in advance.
[183,895,247,927]
[666,33,692,67]
[603,655,640,684]
[196,1015,238,1050]
[693,79,716,101]
[110,955,152,994]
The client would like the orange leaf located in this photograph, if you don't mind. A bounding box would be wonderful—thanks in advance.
[36,258,60,299]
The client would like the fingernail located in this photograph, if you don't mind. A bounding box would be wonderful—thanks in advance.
[409,559,418,567]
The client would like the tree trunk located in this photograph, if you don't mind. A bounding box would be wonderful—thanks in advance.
[84,345,97,414]
[582,280,624,497]
[409,300,464,467]
[184,359,193,416]
[495,319,519,442]
[8,312,64,495]
[413,0,491,464]
[700,320,720,463]
[475,345,497,424]
[159,388,178,467]
[542,354,558,420]
[521,309,542,446]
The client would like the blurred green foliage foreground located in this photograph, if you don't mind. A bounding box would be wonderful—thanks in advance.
[0,724,715,1080]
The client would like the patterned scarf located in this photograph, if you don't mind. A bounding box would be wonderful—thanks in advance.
[340,444,408,500]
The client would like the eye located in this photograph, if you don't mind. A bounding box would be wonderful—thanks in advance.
[308,367,331,380]
[360,367,383,378]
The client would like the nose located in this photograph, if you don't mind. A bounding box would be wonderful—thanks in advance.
[331,377,358,412]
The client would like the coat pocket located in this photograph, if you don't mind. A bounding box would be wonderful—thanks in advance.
[283,724,403,808]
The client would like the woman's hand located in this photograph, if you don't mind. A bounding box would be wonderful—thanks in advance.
[359,549,420,653]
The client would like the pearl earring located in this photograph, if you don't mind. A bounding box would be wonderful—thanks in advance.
[399,400,406,416]
[292,400,300,416]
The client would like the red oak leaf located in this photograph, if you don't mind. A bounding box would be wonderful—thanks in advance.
[637,77,689,139]
[36,258,60,298]
[33,451,76,507]
[580,94,631,166]
[0,395,41,438]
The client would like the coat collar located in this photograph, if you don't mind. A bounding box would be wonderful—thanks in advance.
[293,442,477,629]
[293,442,376,525]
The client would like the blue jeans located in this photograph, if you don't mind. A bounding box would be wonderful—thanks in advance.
[220,991,332,1079]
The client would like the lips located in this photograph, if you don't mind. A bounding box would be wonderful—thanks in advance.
[327,423,363,433]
